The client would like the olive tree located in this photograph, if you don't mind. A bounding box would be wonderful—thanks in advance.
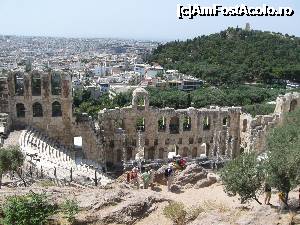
[0,145,25,188]
[220,152,264,204]
[264,109,300,205]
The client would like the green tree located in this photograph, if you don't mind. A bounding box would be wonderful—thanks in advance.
[264,109,300,205]
[0,145,25,188]
[220,152,264,204]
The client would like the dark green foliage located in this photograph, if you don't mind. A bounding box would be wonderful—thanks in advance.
[0,146,25,188]
[220,152,264,204]
[74,85,287,117]
[2,192,56,225]
[242,104,276,117]
[264,109,300,197]
[73,89,132,119]
[148,28,300,85]
[61,199,79,224]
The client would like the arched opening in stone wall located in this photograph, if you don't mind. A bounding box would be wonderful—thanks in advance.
[290,99,297,112]
[223,116,230,126]
[192,147,197,158]
[242,119,247,132]
[52,101,62,117]
[148,147,155,160]
[183,116,192,131]
[169,116,179,134]
[205,143,210,157]
[182,147,189,157]
[114,119,124,130]
[137,96,145,107]
[51,73,61,95]
[159,148,164,159]
[198,137,202,144]
[31,73,41,96]
[221,145,226,155]
[175,145,179,155]
[203,116,210,130]
[14,73,24,96]
[158,116,166,132]
[73,136,82,150]
[136,117,145,132]
[16,103,26,117]
[189,137,194,144]
[116,149,122,162]
[32,102,43,117]
[126,147,133,161]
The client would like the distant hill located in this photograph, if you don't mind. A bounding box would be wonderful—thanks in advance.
[148,27,300,85]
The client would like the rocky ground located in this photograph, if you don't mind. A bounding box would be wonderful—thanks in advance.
[0,164,299,225]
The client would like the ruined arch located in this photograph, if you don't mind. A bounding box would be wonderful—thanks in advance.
[51,73,61,95]
[126,147,133,161]
[14,73,24,96]
[16,103,25,117]
[136,117,145,132]
[242,119,247,132]
[31,73,41,96]
[169,116,179,134]
[116,149,122,162]
[52,101,62,117]
[158,116,166,132]
[192,147,197,158]
[223,116,230,126]
[205,143,210,157]
[290,99,297,112]
[183,116,192,131]
[32,102,43,117]
[203,116,211,130]
[182,147,189,157]
[148,147,155,160]
[132,88,149,110]
[159,148,164,159]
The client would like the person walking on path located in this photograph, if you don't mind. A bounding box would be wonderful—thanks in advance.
[131,167,140,189]
[165,164,174,192]
[148,168,155,190]
[142,169,150,189]
[264,183,271,205]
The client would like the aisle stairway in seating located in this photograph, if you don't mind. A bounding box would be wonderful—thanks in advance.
[19,127,110,185]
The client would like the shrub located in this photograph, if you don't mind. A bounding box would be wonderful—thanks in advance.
[61,199,79,224]
[2,192,56,225]
[163,201,202,225]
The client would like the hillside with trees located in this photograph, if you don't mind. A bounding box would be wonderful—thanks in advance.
[148,27,300,85]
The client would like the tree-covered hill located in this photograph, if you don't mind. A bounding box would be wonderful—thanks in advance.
[148,27,300,85]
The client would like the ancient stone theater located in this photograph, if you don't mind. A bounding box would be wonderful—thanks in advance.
[0,69,299,171]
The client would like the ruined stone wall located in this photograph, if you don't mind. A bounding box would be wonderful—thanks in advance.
[3,68,300,166]
[97,88,242,165]
[240,92,300,153]
[6,70,73,147]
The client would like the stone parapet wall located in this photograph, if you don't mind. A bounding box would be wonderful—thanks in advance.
[240,92,300,153]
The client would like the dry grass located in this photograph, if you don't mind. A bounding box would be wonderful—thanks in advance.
[202,200,230,213]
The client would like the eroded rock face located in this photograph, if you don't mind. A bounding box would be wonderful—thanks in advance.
[173,164,207,187]
[76,186,170,225]
[154,165,168,185]
[100,194,167,225]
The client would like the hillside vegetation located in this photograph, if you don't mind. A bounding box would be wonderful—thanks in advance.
[148,28,300,85]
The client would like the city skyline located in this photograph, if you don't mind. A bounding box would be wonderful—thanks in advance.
[0,0,299,41]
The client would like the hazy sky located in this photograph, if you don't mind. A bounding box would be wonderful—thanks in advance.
[0,0,299,41]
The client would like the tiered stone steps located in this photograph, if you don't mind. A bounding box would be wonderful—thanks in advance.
[19,127,110,185]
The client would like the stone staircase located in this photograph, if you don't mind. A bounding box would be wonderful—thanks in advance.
[19,127,111,186]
